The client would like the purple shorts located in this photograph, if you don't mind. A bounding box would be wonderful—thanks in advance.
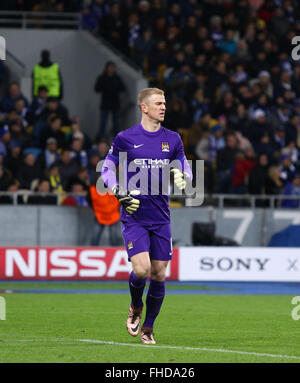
[121,222,173,261]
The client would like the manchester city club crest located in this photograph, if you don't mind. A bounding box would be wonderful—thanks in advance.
[161,142,170,152]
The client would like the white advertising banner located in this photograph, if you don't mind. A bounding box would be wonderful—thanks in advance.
[179,247,300,282]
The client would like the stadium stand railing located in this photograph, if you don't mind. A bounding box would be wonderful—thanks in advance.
[0,191,299,208]
[0,11,80,29]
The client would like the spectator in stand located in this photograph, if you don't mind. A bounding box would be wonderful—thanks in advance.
[195,124,225,164]
[125,12,141,57]
[257,71,273,98]
[235,130,253,153]
[40,115,66,149]
[69,132,88,167]
[255,133,275,162]
[214,91,237,120]
[33,97,70,146]
[94,61,126,140]
[96,138,109,160]
[70,117,92,151]
[148,40,169,83]
[27,179,57,205]
[62,182,88,207]
[189,88,209,123]
[0,82,28,113]
[32,50,63,100]
[87,137,109,185]
[274,71,295,99]
[218,29,237,55]
[17,152,42,190]
[133,28,154,68]
[246,109,272,151]
[0,125,11,159]
[48,164,64,199]
[44,137,59,169]
[270,102,291,130]
[88,149,100,186]
[38,97,70,126]
[55,149,78,190]
[9,119,32,148]
[80,5,99,33]
[279,154,296,185]
[26,85,48,125]
[14,98,29,127]
[0,164,13,191]
[231,148,257,194]
[229,103,250,133]
[265,165,283,196]
[249,93,271,120]
[181,15,198,44]
[271,126,287,154]
[99,2,125,51]
[208,125,226,163]
[194,127,210,161]
[281,141,299,168]
[0,178,20,204]
[281,174,300,208]
[285,114,300,144]
[167,2,183,27]
[169,63,195,101]
[164,98,189,134]
[5,140,22,178]
[248,153,269,195]
[216,132,238,193]
[90,0,108,24]
[68,166,90,193]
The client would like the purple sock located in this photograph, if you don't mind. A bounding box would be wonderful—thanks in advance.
[143,279,165,328]
[129,271,146,308]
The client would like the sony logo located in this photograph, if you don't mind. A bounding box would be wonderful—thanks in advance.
[200,257,270,271]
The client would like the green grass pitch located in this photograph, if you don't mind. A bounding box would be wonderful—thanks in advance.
[0,282,299,363]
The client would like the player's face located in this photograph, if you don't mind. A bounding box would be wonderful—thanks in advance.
[145,94,166,122]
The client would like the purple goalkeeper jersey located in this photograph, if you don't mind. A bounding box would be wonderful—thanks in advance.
[101,123,192,225]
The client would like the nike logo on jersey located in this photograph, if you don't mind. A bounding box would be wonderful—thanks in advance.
[134,144,144,148]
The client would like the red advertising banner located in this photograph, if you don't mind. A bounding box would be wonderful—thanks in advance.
[0,247,179,280]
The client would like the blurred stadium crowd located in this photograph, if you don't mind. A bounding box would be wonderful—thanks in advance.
[0,79,110,205]
[1,0,300,207]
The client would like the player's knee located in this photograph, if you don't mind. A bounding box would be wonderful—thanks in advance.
[150,269,166,282]
[134,266,150,279]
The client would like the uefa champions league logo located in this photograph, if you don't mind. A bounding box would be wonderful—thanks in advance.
[0,296,6,320]
[0,37,6,60]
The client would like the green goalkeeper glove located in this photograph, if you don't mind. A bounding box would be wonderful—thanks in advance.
[170,168,190,190]
[112,185,141,214]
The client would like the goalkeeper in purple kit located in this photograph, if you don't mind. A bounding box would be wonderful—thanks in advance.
[101,88,192,344]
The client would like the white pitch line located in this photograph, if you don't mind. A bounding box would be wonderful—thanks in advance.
[79,339,300,361]
[10,338,300,361]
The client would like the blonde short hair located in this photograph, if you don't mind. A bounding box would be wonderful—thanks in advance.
[137,88,164,107]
